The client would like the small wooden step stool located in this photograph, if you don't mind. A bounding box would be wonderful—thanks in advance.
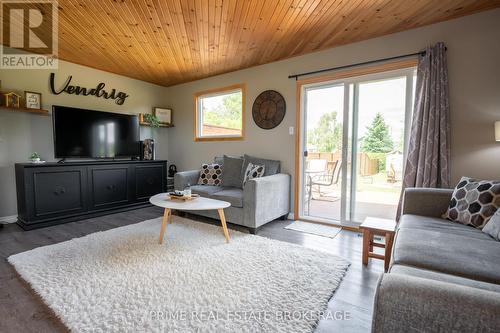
[359,217,397,272]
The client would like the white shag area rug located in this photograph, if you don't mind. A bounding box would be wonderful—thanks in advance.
[285,221,342,239]
[9,216,349,332]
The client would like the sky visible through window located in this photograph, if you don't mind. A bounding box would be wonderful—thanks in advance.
[306,76,408,147]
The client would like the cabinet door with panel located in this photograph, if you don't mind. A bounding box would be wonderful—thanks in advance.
[88,165,131,210]
[135,164,165,201]
[28,167,88,221]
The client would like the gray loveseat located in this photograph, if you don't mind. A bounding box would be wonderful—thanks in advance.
[174,155,290,233]
[372,188,500,332]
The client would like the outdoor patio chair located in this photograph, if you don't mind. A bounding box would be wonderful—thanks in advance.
[386,163,397,183]
[308,160,342,200]
[306,159,327,173]
[304,159,327,214]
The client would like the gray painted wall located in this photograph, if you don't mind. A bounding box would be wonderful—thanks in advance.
[0,60,170,219]
[165,9,500,211]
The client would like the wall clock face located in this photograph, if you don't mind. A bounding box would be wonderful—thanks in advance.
[252,90,286,129]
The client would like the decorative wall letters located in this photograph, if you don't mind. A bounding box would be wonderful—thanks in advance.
[49,73,129,105]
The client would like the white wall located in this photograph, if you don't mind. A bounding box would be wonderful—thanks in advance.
[166,9,500,211]
[0,59,171,219]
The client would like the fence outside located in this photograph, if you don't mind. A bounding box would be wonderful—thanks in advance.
[307,152,379,177]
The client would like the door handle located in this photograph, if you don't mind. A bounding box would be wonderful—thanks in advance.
[54,186,66,195]
[107,185,117,191]
[303,151,308,157]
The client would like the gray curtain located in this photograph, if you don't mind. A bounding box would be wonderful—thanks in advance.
[397,42,451,217]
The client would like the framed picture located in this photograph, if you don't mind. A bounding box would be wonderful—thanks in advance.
[24,91,42,109]
[153,107,172,125]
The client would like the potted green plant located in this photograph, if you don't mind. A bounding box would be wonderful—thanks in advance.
[142,113,160,145]
[143,114,160,128]
[30,152,41,163]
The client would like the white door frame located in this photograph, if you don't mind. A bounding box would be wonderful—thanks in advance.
[294,61,416,226]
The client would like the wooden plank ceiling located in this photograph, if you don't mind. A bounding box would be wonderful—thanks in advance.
[46,1,500,86]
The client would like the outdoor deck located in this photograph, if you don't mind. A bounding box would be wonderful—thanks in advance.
[303,178,400,223]
[305,199,398,223]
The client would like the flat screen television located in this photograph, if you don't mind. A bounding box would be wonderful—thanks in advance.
[52,105,140,159]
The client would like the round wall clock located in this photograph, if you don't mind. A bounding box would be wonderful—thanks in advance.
[252,90,286,129]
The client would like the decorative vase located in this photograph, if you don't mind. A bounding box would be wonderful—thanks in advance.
[143,139,155,160]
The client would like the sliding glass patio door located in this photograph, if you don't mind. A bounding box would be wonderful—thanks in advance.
[298,67,416,226]
[301,83,345,222]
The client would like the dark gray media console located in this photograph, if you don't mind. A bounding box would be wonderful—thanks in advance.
[15,160,167,230]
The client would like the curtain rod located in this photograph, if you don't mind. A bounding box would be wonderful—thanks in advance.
[288,50,429,81]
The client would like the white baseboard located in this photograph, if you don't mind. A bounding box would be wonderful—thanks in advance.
[0,215,18,224]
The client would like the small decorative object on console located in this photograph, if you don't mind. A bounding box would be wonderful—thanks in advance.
[143,139,155,160]
[30,152,41,162]
[166,177,174,192]
[24,91,42,109]
[29,152,45,163]
[168,164,177,177]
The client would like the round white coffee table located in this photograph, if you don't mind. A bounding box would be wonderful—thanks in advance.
[150,193,231,244]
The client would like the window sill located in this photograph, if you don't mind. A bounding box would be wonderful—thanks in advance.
[194,136,244,142]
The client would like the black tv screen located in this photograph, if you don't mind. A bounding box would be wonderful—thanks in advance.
[53,105,140,158]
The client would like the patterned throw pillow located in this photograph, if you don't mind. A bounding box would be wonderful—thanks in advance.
[197,163,222,186]
[442,177,500,229]
[243,163,265,186]
[482,209,500,241]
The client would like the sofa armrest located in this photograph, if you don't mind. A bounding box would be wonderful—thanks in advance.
[174,170,200,190]
[402,187,453,218]
[243,173,291,228]
[373,274,500,333]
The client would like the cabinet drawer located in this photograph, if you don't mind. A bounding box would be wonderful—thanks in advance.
[32,169,86,217]
[90,166,130,209]
[135,165,165,200]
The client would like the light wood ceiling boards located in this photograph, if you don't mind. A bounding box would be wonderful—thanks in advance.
[20,0,500,86]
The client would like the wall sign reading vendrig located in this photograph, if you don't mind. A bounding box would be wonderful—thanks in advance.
[49,73,129,105]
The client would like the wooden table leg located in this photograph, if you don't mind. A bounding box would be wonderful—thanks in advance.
[158,208,171,244]
[369,233,374,252]
[362,229,370,265]
[217,208,230,243]
[384,232,395,272]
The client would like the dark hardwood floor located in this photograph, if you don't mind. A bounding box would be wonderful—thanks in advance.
[0,206,382,332]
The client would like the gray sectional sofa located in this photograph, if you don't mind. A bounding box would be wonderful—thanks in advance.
[372,188,500,332]
[174,155,290,233]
